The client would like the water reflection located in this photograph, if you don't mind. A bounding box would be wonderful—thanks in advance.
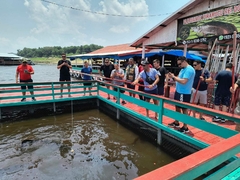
[0,110,174,180]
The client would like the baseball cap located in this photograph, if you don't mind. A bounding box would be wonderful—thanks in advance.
[141,60,150,65]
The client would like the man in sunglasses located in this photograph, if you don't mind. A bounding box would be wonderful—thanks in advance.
[191,60,212,120]
[57,54,72,98]
[99,58,114,99]
[167,56,195,133]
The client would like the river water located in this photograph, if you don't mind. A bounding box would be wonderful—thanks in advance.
[0,109,174,180]
[0,64,60,83]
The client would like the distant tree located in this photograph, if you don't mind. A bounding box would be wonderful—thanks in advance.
[16,44,103,58]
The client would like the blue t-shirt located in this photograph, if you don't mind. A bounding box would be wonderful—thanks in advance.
[215,70,237,96]
[192,69,210,91]
[81,67,92,80]
[176,65,195,94]
[139,68,160,91]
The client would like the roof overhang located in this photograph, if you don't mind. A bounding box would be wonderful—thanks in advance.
[130,0,203,48]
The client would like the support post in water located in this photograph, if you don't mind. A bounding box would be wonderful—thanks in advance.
[53,102,56,112]
[157,129,162,145]
[116,86,120,120]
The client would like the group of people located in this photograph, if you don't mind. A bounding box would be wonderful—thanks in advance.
[15,54,240,133]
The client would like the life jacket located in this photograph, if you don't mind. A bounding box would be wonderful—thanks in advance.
[126,64,136,81]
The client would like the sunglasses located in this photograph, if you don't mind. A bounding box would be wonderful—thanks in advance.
[193,64,198,66]
[105,61,109,63]
[177,63,182,66]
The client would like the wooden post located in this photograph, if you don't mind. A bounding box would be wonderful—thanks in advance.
[183,44,188,57]
[162,55,165,67]
[142,45,146,59]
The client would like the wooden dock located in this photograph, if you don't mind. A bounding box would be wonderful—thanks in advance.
[0,82,237,147]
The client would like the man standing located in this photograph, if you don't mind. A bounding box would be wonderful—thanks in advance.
[153,59,167,96]
[125,58,139,97]
[167,56,195,133]
[132,60,159,119]
[16,60,36,102]
[191,60,212,120]
[110,63,126,104]
[213,63,237,123]
[57,54,72,98]
[99,58,114,99]
[138,58,153,100]
[81,61,92,96]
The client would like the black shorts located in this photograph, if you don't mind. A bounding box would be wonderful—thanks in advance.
[83,82,92,87]
[113,84,125,93]
[60,75,71,81]
[144,88,158,101]
[127,83,135,89]
[157,86,164,96]
[20,79,33,90]
[138,81,144,91]
[214,94,231,107]
[174,91,191,110]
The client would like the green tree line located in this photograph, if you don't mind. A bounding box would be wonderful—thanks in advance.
[17,44,103,58]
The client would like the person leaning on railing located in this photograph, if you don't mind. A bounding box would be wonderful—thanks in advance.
[99,58,114,100]
[230,76,240,132]
[132,60,159,119]
[110,63,126,105]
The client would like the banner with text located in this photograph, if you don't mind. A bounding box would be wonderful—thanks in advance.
[177,4,240,44]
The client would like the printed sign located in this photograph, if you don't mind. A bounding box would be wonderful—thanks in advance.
[177,4,240,44]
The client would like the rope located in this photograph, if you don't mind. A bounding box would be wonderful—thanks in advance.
[40,0,172,18]
[79,72,150,88]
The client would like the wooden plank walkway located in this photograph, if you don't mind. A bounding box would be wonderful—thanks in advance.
[0,84,237,147]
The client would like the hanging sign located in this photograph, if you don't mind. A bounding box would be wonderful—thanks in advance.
[177,4,240,44]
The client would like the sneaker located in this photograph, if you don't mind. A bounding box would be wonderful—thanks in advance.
[200,117,206,121]
[178,126,190,133]
[32,98,36,101]
[168,121,180,128]
[221,118,226,123]
[21,98,26,102]
[212,116,221,122]
[122,100,126,105]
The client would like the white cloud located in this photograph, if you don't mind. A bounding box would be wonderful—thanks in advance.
[110,25,129,33]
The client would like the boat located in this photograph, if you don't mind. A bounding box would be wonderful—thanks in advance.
[0,53,35,65]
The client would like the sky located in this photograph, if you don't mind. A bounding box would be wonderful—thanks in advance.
[0,0,191,53]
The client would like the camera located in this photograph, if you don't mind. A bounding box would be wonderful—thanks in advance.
[146,77,155,84]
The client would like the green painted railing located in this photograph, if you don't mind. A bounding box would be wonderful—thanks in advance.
[0,80,239,179]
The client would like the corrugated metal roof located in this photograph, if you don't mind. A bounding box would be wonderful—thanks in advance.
[68,43,144,60]
[0,53,21,58]
[88,43,141,54]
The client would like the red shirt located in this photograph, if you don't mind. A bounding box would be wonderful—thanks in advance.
[17,64,33,80]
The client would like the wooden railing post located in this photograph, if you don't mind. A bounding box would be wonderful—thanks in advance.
[51,83,56,112]
[116,86,120,120]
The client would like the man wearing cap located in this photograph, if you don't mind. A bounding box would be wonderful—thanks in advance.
[125,58,139,97]
[99,58,114,99]
[132,60,159,119]
[138,58,153,100]
[16,60,36,101]
[57,54,72,98]
[167,56,195,133]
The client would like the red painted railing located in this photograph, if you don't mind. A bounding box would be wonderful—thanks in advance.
[135,133,240,180]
